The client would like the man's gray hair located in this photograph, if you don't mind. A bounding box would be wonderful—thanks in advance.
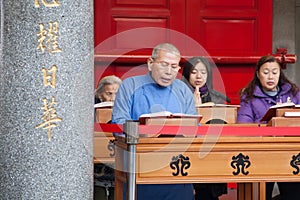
[151,43,181,59]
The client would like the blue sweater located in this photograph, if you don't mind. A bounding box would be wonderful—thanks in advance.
[112,73,196,200]
[112,73,197,124]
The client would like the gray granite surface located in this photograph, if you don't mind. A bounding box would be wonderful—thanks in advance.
[0,1,94,199]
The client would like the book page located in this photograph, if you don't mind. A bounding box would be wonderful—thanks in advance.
[214,104,240,108]
[196,102,240,108]
[172,113,203,118]
[269,102,295,109]
[139,111,172,118]
[284,111,300,117]
[94,101,114,108]
[195,102,215,107]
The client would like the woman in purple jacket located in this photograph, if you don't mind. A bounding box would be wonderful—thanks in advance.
[237,55,300,200]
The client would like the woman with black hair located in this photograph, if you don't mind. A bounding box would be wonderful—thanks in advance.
[182,56,230,106]
[238,55,300,200]
[182,56,229,200]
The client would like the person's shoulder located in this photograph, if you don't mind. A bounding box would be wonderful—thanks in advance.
[172,79,192,91]
[171,79,194,97]
[120,74,152,92]
[173,78,188,87]
[281,82,292,91]
[123,74,144,80]
[121,74,146,84]
[240,93,247,101]
[210,90,230,104]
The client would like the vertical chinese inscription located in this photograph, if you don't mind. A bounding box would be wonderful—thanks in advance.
[35,1,62,141]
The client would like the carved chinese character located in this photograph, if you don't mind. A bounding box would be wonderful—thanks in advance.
[35,0,60,8]
[36,96,62,141]
[36,23,47,53]
[36,21,62,54]
[42,65,57,88]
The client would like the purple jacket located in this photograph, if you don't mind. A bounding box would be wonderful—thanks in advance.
[237,83,300,123]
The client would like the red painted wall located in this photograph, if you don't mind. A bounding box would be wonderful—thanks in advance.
[94,0,272,104]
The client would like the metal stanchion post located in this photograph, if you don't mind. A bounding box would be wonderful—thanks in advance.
[123,120,139,200]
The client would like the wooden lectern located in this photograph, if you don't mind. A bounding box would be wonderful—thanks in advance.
[95,108,112,123]
[268,107,300,127]
[94,108,115,164]
[114,121,300,200]
[94,105,238,164]
[196,105,238,124]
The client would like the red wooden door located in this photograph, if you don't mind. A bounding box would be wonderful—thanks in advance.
[94,0,185,49]
[94,0,272,104]
[186,0,272,103]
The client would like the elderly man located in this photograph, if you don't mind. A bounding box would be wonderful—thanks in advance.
[112,43,196,200]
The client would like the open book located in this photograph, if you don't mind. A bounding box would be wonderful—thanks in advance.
[139,111,203,125]
[94,101,114,109]
[260,102,296,122]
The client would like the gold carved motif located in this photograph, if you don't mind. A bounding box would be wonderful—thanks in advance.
[35,0,60,8]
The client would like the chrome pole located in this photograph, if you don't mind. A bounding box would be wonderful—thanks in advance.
[124,120,139,200]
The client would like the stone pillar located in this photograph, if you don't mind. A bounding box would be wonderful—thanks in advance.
[0,1,94,199]
[273,0,300,86]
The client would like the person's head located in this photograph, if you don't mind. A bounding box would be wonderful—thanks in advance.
[182,56,213,89]
[95,75,122,102]
[256,55,281,92]
[147,43,181,87]
[241,55,299,99]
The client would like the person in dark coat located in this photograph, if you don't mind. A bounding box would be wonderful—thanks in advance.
[182,56,230,200]
[182,56,230,106]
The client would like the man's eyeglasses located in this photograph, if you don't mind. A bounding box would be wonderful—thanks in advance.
[152,58,180,72]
